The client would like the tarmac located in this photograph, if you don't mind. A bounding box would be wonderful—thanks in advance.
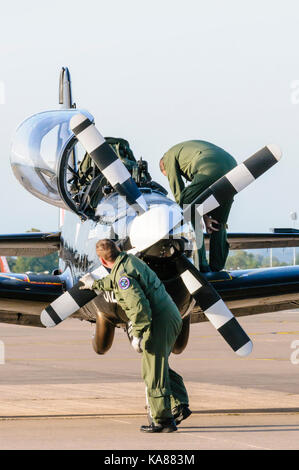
[0,310,299,450]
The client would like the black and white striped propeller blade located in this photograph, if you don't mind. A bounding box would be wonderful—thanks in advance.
[175,254,252,356]
[41,265,108,328]
[185,144,282,217]
[70,114,148,214]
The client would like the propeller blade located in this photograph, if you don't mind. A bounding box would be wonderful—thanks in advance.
[70,114,148,213]
[184,144,282,217]
[175,253,253,356]
[41,265,108,328]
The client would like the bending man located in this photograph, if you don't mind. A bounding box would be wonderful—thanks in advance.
[160,140,237,272]
[80,239,191,433]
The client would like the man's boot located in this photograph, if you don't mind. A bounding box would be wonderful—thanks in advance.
[172,405,192,425]
[140,418,177,433]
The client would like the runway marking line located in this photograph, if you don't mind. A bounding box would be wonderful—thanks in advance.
[178,432,271,450]
[1,408,299,421]
[192,330,299,339]
[110,419,131,425]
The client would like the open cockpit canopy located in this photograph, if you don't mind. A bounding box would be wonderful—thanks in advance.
[10,109,94,215]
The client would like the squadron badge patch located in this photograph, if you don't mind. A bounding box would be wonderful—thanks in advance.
[119,276,131,290]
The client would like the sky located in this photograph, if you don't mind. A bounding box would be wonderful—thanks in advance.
[1,0,299,234]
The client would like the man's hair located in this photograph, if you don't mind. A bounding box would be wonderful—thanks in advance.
[159,157,165,172]
[96,239,120,262]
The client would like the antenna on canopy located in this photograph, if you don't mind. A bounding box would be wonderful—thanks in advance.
[58,67,78,229]
[59,67,76,109]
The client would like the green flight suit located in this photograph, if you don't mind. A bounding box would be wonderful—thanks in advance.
[162,140,237,272]
[76,137,138,209]
[92,252,189,424]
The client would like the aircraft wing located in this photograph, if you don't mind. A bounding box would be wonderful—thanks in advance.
[0,272,65,327]
[1,266,299,328]
[190,266,299,323]
[1,230,299,328]
[204,232,299,250]
[2,231,298,256]
[0,232,61,257]
[0,232,64,327]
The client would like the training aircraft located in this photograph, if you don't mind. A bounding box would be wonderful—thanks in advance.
[1,67,299,357]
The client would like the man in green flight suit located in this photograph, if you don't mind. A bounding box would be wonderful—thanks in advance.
[160,140,237,272]
[80,239,191,433]
[73,137,138,212]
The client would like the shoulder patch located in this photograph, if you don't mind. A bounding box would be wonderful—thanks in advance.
[118,276,131,290]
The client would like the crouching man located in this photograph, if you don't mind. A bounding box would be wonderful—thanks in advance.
[80,238,191,433]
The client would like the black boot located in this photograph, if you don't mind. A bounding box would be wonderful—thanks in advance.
[172,405,192,425]
[140,418,177,433]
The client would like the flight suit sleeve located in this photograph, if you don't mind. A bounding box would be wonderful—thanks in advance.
[116,276,152,338]
[92,276,114,291]
[163,153,185,205]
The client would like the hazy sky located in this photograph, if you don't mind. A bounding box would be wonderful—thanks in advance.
[1,0,299,234]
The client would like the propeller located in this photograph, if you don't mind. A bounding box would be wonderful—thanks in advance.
[183,144,282,218]
[41,115,282,357]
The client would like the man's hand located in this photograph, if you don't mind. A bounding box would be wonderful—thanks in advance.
[203,215,220,234]
[126,321,143,353]
[79,273,94,290]
[131,336,143,353]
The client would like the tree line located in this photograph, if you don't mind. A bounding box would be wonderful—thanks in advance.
[3,229,296,273]
[5,249,294,274]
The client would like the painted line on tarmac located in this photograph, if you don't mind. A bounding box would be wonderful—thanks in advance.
[192,330,299,339]
[177,432,271,450]
[1,407,299,421]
